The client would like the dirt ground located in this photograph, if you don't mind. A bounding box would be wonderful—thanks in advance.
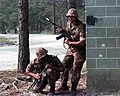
[0,71,87,96]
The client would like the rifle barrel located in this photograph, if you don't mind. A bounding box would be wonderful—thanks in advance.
[46,18,60,27]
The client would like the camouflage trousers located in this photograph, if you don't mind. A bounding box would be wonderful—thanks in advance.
[61,52,85,83]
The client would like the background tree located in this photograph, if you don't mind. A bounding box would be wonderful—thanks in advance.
[0,0,18,34]
[0,0,85,34]
[18,0,30,72]
[67,0,76,9]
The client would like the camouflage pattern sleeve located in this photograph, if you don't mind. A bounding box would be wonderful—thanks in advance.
[76,23,84,36]
[77,23,86,46]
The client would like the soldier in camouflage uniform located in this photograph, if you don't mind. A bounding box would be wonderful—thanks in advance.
[26,47,64,95]
[57,8,86,96]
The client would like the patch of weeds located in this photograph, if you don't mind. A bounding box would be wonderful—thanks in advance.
[0,37,16,46]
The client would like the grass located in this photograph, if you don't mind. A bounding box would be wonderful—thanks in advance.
[0,37,8,42]
[0,37,16,46]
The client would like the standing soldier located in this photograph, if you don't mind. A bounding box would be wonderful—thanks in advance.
[57,8,86,96]
[26,47,64,95]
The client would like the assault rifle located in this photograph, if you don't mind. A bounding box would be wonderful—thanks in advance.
[46,18,73,41]
[27,68,46,91]
[56,30,73,41]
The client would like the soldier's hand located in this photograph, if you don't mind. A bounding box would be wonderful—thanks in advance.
[34,73,41,79]
[64,38,70,45]
[56,27,63,33]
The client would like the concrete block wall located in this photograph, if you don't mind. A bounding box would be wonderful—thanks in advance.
[85,0,120,94]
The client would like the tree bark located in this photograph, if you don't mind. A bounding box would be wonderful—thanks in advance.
[18,0,30,72]
[67,0,76,9]
[13,22,17,34]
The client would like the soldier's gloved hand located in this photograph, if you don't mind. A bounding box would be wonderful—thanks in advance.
[34,73,41,79]
[45,64,52,69]
[56,27,63,33]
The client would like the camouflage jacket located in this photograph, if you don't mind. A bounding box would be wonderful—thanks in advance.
[66,19,86,58]
[26,54,64,74]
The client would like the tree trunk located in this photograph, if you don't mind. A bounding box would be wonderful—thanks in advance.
[67,0,76,9]
[18,0,30,72]
[52,0,56,34]
[13,22,17,34]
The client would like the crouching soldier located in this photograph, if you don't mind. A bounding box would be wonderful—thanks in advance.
[26,47,64,95]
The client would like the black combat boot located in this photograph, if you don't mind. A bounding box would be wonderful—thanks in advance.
[48,83,55,96]
[58,82,69,91]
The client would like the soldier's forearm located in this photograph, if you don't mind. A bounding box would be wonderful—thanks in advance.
[68,39,85,46]
[26,71,36,78]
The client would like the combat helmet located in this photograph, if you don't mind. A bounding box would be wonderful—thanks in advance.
[36,47,48,57]
[66,8,78,17]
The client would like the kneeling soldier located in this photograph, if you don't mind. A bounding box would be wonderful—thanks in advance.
[26,47,64,95]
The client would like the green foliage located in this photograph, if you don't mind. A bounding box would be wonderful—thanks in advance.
[0,0,85,34]
[28,0,68,34]
[0,0,18,34]
[0,37,16,46]
[0,37,7,42]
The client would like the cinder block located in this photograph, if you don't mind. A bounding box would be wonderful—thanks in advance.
[87,49,106,58]
[87,39,96,47]
[107,48,120,58]
[117,38,120,47]
[86,7,105,16]
[117,0,120,5]
[87,59,96,68]
[97,38,116,47]
[107,28,120,37]
[96,0,116,6]
[107,7,120,16]
[96,17,116,27]
[87,28,106,37]
[85,0,95,6]
[117,17,120,26]
[97,59,117,68]
[87,69,120,93]
[118,59,120,68]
